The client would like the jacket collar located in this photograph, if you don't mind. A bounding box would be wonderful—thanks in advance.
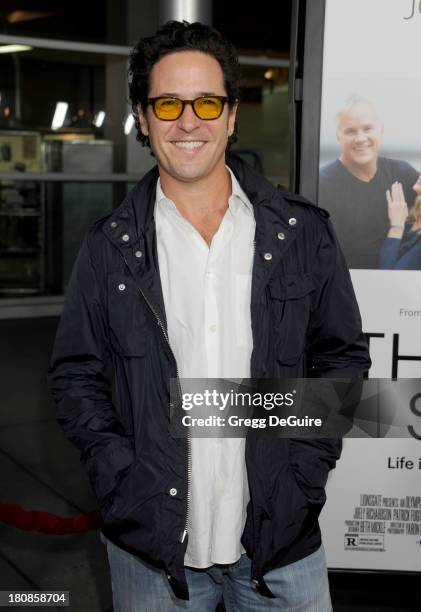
[102,164,159,247]
[102,155,305,314]
[102,154,303,240]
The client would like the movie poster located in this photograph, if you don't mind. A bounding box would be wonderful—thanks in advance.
[317,0,421,571]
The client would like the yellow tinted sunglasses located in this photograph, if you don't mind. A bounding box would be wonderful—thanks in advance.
[147,96,228,121]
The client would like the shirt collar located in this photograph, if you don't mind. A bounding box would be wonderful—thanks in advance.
[155,178,175,212]
[155,165,253,213]
[227,165,253,212]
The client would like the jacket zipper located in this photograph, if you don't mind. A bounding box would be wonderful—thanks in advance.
[124,263,191,547]
[152,304,191,545]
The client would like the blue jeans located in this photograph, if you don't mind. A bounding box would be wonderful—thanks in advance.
[102,535,333,611]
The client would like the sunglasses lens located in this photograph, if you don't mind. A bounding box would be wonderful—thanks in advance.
[194,97,223,119]
[154,98,183,120]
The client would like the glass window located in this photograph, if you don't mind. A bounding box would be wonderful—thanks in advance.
[0,1,126,45]
[0,48,107,137]
[233,64,289,187]
[0,46,137,299]
[0,177,130,297]
[213,0,291,53]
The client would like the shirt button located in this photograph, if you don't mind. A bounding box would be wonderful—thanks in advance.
[122,233,130,242]
[288,217,297,226]
[277,232,285,240]
[209,324,217,333]
[110,221,117,228]
[169,488,177,496]
[118,283,125,291]
[263,252,272,261]
[135,250,142,258]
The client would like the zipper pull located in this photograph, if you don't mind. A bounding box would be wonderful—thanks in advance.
[180,529,188,543]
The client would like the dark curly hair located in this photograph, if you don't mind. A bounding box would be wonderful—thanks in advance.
[128,21,241,148]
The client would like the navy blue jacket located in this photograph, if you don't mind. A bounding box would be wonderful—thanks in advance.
[48,157,370,600]
[379,230,421,270]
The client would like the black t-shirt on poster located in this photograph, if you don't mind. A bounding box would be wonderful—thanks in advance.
[318,157,419,269]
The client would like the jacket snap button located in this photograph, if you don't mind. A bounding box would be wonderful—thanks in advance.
[169,488,177,496]
[122,233,130,242]
[135,250,142,258]
[118,283,126,291]
[263,252,272,261]
[288,217,297,226]
[277,232,285,240]
[110,221,117,228]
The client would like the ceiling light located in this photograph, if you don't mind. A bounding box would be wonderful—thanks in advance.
[6,11,53,24]
[0,45,32,54]
[51,102,69,130]
[264,69,274,80]
[93,111,105,128]
[124,114,134,135]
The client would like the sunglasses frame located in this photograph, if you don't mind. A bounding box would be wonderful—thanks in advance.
[147,96,229,121]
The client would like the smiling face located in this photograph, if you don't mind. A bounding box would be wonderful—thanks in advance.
[138,50,237,185]
[337,103,384,175]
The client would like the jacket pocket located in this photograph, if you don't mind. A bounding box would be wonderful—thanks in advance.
[101,456,164,556]
[102,456,163,522]
[289,463,326,506]
[289,461,328,505]
[107,273,148,357]
[268,273,315,364]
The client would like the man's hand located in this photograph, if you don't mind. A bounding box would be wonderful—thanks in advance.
[386,181,408,238]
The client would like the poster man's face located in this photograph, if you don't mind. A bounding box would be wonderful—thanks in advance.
[138,50,237,184]
[336,104,384,171]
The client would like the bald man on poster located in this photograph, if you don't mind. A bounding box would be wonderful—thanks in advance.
[319,96,419,269]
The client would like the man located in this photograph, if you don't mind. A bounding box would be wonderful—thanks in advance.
[319,96,418,269]
[48,21,370,611]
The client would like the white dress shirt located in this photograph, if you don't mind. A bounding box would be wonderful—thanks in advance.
[155,167,255,568]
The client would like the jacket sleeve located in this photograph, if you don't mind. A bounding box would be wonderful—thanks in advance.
[305,217,371,377]
[378,237,400,269]
[290,215,371,503]
[47,233,135,509]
